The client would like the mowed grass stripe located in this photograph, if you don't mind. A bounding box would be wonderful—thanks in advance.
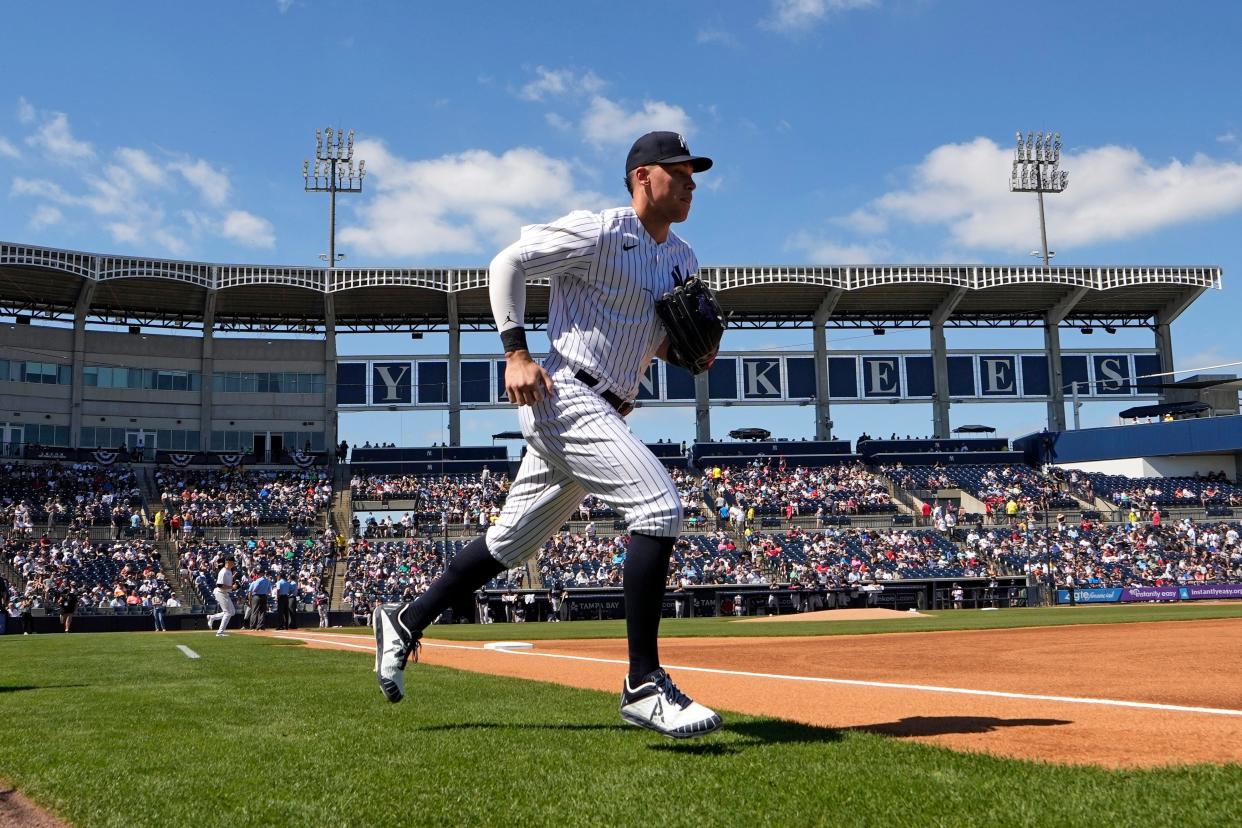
[0,634,1239,828]
[324,601,1242,642]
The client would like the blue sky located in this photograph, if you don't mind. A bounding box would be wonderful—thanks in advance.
[2,0,1240,450]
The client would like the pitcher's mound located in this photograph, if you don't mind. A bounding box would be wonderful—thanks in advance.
[735,608,930,623]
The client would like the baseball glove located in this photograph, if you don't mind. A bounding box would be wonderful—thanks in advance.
[655,270,726,375]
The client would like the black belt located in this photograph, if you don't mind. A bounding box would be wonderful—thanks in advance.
[575,370,634,416]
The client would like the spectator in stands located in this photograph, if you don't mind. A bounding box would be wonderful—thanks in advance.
[351,596,370,626]
[152,592,167,632]
[314,589,329,627]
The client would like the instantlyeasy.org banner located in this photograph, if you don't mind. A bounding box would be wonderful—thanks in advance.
[1056,583,1242,604]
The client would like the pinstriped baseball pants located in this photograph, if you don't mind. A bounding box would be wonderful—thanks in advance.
[484,371,682,568]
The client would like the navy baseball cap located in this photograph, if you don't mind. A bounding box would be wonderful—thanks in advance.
[625,131,713,174]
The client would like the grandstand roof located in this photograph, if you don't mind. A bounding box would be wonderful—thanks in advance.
[0,240,1221,332]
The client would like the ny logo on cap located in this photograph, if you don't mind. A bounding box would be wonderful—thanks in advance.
[676,133,687,150]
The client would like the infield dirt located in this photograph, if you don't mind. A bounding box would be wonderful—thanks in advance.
[266,617,1242,768]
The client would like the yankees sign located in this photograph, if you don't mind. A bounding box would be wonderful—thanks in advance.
[336,350,1162,408]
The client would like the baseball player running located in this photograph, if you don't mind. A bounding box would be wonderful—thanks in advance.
[374,131,722,738]
[205,557,237,637]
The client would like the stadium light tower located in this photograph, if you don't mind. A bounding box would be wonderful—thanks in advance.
[1010,131,1068,267]
[303,128,365,269]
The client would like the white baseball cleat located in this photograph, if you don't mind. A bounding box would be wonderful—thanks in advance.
[620,668,722,739]
[373,604,420,703]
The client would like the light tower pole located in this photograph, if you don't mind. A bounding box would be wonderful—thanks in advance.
[303,127,365,267]
[1010,131,1068,266]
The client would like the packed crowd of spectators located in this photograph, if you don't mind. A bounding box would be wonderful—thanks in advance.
[351,471,509,528]
[882,463,1078,516]
[702,460,896,519]
[179,531,336,608]
[1070,471,1242,511]
[967,516,1242,588]
[528,525,986,591]
[1,532,171,610]
[340,537,522,614]
[0,462,142,533]
[157,468,332,529]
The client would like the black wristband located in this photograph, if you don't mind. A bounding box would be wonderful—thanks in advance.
[500,327,528,354]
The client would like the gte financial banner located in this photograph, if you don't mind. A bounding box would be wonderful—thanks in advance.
[336,350,1162,408]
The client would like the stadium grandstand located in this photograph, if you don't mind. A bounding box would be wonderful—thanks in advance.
[1,239,1239,630]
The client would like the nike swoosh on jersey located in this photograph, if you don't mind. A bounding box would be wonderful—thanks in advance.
[623,242,638,250]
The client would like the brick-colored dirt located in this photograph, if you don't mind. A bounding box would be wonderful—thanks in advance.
[265,618,1242,768]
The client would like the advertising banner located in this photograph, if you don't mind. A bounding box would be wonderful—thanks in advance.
[1182,583,1242,600]
[1119,586,1182,602]
[1058,584,1242,604]
[1056,588,1122,604]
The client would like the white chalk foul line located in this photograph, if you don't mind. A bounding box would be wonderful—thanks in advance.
[176,645,200,659]
[270,632,1242,718]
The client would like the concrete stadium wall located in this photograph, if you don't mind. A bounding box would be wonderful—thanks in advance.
[1054,454,1238,479]
[0,323,331,449]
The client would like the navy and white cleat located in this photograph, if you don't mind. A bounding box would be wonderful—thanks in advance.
[373,604,420,703]
[620,668,722,739]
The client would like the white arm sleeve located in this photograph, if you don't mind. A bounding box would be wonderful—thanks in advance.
[489,241,526,333]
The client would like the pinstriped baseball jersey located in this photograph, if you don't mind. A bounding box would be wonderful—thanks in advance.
[518,206,700,402]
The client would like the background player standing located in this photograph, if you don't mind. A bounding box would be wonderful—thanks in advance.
[205,557,237,637]
[374,131,722,738]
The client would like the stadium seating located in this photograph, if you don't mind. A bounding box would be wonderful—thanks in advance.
[340,537,522,611]
[883,463,1078,511]
[179,533,335,609]
[157,468,331,528]
[0,461,143,530]
[966,519,1242,587]
[1077,472,1242,510]
[700,460,896,518]
[352,472,509,527]
[3,535,171,610]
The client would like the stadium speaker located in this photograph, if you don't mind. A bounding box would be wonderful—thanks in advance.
[128,325,141,335]
[15,315,30,325]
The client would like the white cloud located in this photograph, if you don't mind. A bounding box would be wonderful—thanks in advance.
[10,102,272,256]
[221,210,276,248]
[170,157,230,206]
[339,138,606,259]
[697,28,740,47]
[545,112,572,131]
[835,207,888,234]
[581,96,693,148]
[29,205,62,230]
[106,222,141,245]
[0,136,19,159]
[786,232,894,264]
[276,0,294,12]
[845,137,1242,253]
[116,147,168,186]
[26,111,94,162]
[518,66,604,102]
[1175,345,1232,374]
[763,0,878,32]
[1217,131,1237,145]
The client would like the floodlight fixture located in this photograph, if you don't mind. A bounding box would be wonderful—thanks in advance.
[1011,130,1069,267]
[304,126,366,269]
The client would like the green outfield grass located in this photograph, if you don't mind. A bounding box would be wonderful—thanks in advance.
[323,601,1242,642]
[0,633,1239,827]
